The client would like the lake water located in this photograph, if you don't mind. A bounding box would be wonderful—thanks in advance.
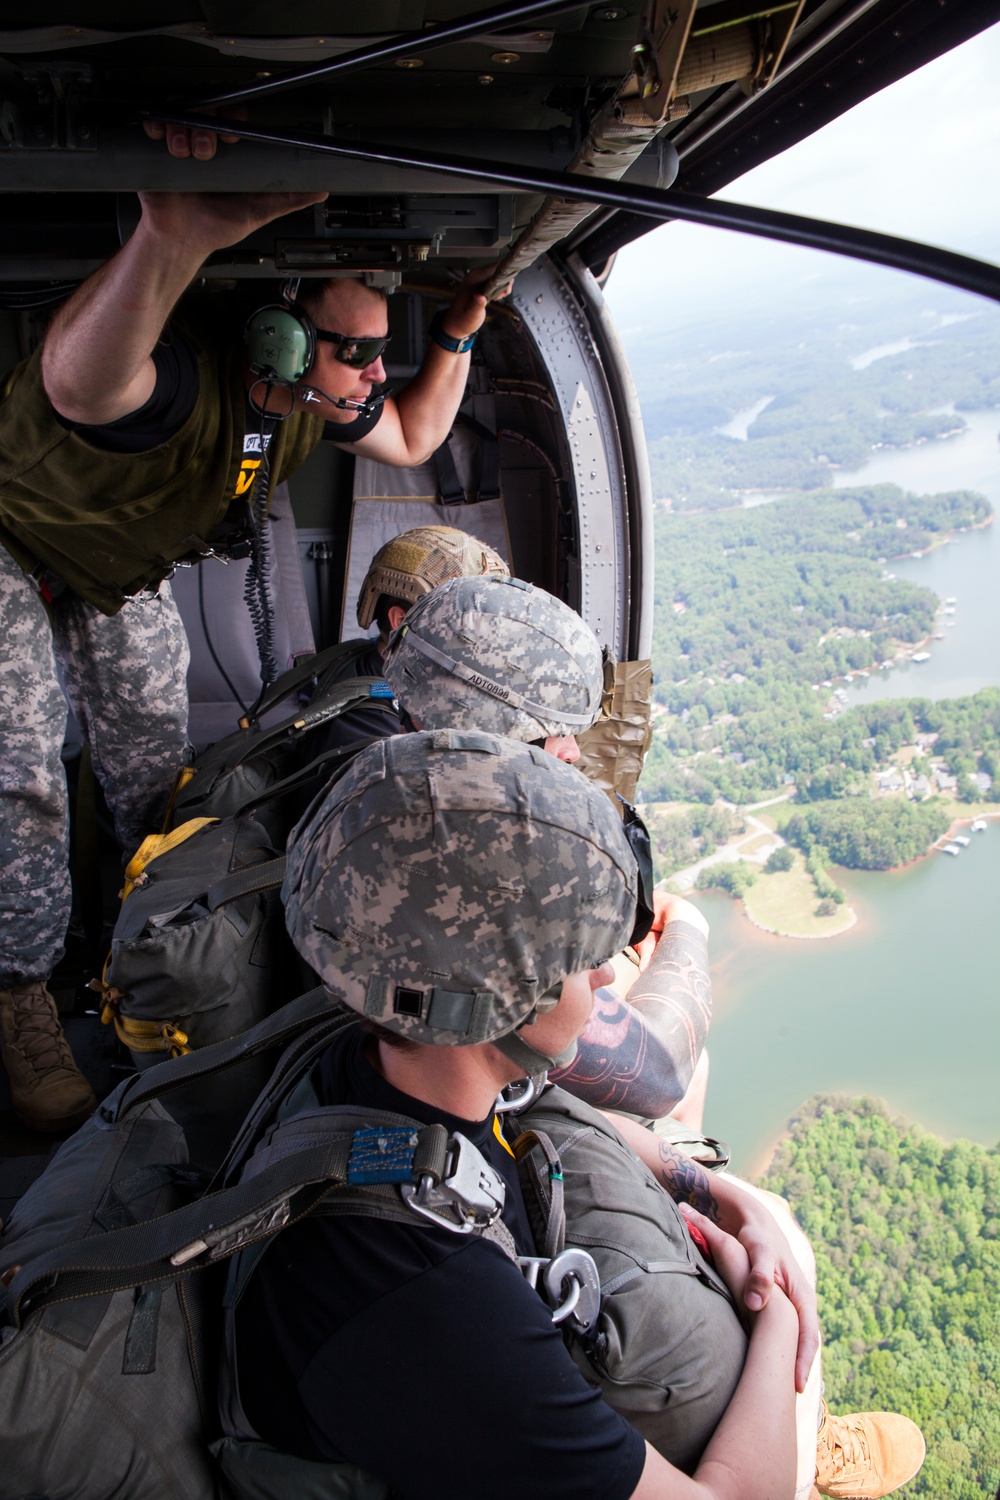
[834,407,1000,704]
[704,411,1000,1175]
[716,395,774,441]
[703,827,1000,1176]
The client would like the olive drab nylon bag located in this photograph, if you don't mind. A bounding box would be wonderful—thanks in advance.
[96,812,308,1142]
[169,638,397,834]
[0,993,404,1500]
[516,1086,748,1474]
[96,641,397,1092]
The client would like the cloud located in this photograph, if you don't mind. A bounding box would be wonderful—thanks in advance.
[606,22,1000,326]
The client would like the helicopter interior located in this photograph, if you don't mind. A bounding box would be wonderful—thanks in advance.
[0,0,999,1173]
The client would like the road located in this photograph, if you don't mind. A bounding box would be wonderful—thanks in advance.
[668,792,793,891]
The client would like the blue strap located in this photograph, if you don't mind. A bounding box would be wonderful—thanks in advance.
[348,1127,421,1185]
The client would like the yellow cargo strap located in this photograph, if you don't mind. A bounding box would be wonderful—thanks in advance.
[92,975,191,1056]
[90,815,217,1052]
[121,816,218,900]
[109,1011,191,1057]
[493,1115,515,1157]
[160,764,197,833]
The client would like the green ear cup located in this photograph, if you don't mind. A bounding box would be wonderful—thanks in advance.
[244,305,315,382]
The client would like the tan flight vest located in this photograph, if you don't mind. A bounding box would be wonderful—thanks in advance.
[0,333,324,615]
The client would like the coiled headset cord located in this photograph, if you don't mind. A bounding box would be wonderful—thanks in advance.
[244,382,282,719]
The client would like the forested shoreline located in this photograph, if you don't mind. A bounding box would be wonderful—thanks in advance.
[762,1098,1000,1498]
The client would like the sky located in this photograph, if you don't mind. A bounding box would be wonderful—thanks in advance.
[605,19,1000,334]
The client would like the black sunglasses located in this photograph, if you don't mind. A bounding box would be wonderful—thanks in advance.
[315,327,391,369]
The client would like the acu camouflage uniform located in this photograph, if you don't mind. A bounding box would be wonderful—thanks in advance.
[0,322,323,986]
[0,542,190,983]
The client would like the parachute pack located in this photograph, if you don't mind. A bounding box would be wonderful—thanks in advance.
[0,994,741,1499]
[92,640,399,1085]
[169,637,398,833]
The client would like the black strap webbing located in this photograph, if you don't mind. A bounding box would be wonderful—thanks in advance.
[114,986,341,1118]
[7,1134,357,1324]
[433,431,467,505]
[207,857,287,911]
[247,639,373,726]
[219,677,388,774]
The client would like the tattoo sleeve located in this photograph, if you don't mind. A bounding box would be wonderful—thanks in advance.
[652,1138,722,1223]
[550,919,711,1116]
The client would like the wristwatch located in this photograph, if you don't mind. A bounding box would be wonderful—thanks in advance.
[428,310,479,354]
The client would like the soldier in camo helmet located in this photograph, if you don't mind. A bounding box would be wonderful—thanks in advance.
[356,525,509,645]
[283,729,636,1073]
[382,574,604,744]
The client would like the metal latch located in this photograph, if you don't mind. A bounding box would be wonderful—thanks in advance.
[400,1131,506,1234]
[519,1247,602,1335]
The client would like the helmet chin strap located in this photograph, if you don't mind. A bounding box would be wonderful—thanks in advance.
[494,1025,577,1077]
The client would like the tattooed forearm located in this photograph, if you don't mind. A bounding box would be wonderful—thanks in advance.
[627,918,711,1081]
[550,920,713,1115]
[653,1138,722,1223]
[550,987,660,1112]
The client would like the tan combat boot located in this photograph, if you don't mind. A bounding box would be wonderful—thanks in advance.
[0,981,97,1133]
[815,1400,926,1498]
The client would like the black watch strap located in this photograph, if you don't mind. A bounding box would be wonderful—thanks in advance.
[428,310,478,354]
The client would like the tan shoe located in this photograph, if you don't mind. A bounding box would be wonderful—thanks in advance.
[0,981,97,1133]
[815,1400,926,1498]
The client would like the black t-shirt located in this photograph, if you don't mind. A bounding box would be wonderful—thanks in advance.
[234,1030,647,1500]
[55,330,384,451]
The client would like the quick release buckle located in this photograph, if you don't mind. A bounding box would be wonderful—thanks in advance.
[399,1131,505,1235]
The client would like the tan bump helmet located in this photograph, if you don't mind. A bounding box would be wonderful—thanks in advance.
[356,525,509,630]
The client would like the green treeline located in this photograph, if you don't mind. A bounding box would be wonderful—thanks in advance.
[641,680,1000,810]
[650,484,987,704]
[761,1098,1000,1499]
[643,803,743,883]
[784,799,951,870]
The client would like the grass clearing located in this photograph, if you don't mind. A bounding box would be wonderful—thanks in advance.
[741,851,856,939]
[740,832,779,857]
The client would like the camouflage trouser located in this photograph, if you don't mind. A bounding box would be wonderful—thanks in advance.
[0,543,192,985]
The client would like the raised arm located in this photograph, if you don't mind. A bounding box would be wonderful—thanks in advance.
[550,895,712,1117]
[41,190,326,425]
[350,269,508,468]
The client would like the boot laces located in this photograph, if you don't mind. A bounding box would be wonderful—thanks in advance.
[11,984,72,1073]
[825,1414,872,1474]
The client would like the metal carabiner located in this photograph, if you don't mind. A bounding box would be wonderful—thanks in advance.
[543,1248,602,1335]
[518,1248,602,1335]
[494,1072,548,1115]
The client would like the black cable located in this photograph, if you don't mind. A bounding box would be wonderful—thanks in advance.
[0,283,80,310]
[243,382,282,713]
[198,564,250,719]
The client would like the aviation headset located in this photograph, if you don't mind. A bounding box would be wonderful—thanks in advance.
[243,280,391,415]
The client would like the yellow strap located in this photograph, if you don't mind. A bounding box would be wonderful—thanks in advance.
[103,1008,191,1057]
[493,1116,515,1157]
[122,816,218,899]
[160,765,197,833]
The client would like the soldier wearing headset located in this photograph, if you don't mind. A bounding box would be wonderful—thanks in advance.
[0,124,499,1135]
